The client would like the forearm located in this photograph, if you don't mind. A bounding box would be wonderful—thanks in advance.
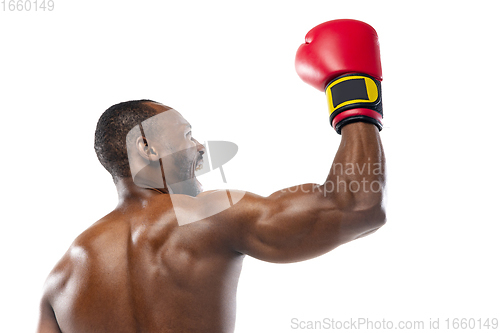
[323,122,385,211]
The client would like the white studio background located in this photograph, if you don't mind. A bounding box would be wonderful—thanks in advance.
[1,1,499,332]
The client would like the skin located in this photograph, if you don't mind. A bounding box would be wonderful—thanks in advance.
[37,102,386,333]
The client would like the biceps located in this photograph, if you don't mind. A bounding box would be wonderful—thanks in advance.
[234,186,347,262]
[228,183,383,263]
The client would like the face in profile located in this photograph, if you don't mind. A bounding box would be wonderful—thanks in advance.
[126,104,206,196]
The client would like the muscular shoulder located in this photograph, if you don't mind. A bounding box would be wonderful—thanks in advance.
[42,219,111,303]
[41,244,78,306]
[168,189,252,226]
[164,190,269,251]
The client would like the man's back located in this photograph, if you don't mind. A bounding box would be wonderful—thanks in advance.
[42,195,244,333]
[37,98,385,333]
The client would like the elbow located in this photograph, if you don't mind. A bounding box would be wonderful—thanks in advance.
[359,187,386,226]
[359,201,387,232]
[334,187,386,226]
[351,180,386,228]
[345,193,387,233]
[370,204,386,229]
[316,182,387,237]
[345,205,385,242]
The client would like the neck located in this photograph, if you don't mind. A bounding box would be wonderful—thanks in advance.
[115,177,168,206]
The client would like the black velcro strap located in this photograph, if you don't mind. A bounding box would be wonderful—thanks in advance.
[325,73,383,127]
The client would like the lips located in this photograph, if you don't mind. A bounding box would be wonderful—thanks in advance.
[194,153,204,171]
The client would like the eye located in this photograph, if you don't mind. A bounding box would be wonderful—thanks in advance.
[185,131,192,138]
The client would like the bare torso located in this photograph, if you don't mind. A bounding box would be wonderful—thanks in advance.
[44,194,244,333]
[39,123,386,333]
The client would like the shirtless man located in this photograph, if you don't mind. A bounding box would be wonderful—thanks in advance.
[37,19,386,333]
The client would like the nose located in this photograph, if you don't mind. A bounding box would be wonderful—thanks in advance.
[193,138,205,156]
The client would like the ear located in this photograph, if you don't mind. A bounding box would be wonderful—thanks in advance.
[136,136,160,162]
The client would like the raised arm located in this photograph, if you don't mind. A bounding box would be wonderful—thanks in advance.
[214,19,386,263]
[221,121,385,263]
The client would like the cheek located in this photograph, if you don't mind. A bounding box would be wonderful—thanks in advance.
[165,138,197,160]
[181,139,198,155]
[173,143,198,164]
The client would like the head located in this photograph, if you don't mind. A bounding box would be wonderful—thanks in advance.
[94,99,205,196]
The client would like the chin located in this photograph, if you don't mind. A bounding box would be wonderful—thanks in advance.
[171,178,203,197]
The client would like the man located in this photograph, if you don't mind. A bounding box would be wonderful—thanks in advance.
[37,19,386,332]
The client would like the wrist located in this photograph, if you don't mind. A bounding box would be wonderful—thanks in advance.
[325,73,383,134]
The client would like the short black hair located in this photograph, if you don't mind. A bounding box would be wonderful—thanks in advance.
[94,99,158,183]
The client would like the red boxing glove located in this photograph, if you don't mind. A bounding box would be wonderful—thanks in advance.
[295,19,383,134]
